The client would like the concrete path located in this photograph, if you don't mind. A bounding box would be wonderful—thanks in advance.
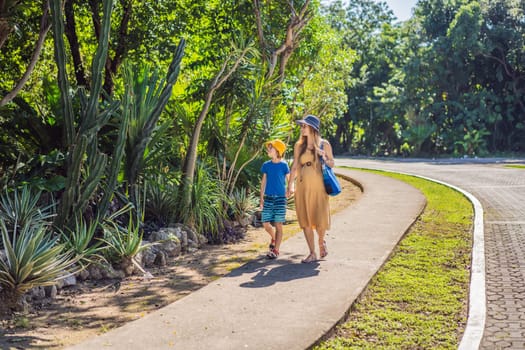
[68,169,426,350]
[337,157,525,350]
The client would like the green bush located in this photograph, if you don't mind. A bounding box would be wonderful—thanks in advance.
[179,165,226,242]
[60,216,106,269]
[0,186,55,236]
[99,204,154,275]
[229,187,258,225]
[144,175,180,226]
[0,221,77,313]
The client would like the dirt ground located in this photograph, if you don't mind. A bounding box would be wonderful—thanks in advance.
[0,177,362,350]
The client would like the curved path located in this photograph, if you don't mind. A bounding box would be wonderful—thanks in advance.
[338,157,525,349]
[69,169,426,350]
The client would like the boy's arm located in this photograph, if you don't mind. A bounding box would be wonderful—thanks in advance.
[260,173,267,210]
[285,172,291,198]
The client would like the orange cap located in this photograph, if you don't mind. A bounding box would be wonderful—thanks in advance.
[265,139,286,157]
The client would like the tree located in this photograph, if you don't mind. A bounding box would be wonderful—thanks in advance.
[254,0,314,81]
[178,0,318,212]
[478,0,525,151]
[405,0,525,154]
[325,0,402,155]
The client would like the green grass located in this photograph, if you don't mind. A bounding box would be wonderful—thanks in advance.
[505,164,525,169]
[315,170,473,350]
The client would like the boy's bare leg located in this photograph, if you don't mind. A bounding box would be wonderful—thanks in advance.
[263,222,275,246]
[274,222,283,251]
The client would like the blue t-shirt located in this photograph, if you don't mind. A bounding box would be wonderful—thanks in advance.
[261,160,290,196]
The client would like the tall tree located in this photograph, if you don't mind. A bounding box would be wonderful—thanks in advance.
[325,0,400,154]
[178,0,317,211]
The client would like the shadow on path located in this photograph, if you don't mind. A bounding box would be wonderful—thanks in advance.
[225,256,320,288]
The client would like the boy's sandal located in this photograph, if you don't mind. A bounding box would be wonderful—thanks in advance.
[301,253,317,263]
[266,248,279,259]
[269,239,276,250]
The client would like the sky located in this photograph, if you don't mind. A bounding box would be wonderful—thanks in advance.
[380,0,418,22]
[322,0,419,22]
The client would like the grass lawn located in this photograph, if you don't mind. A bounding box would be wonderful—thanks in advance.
[505,164,525,169]
[315,170,473,350]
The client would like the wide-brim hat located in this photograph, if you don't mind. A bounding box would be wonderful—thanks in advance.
[296,114,320,131]
[264,139,286,156]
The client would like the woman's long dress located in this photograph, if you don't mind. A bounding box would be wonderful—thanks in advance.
[295,150,330,230]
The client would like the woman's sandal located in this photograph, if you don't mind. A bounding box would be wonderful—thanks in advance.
[320,241,328,258]
[301,252,317,263]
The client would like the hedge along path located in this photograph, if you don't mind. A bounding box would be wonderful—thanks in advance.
[316,170,473,350]
[0,177,362,350]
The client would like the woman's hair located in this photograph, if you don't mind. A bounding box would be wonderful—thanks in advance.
[297,126,321,164]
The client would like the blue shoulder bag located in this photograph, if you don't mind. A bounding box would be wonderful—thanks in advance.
[320,141,341,196]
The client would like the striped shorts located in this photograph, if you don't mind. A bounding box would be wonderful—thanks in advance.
[262,195,287,223]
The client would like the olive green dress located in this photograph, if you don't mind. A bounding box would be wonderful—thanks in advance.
[295,150,330,230]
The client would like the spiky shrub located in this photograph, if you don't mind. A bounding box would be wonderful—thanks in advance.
[0,221,77,314]
[100,205,154,275]
[178,164,226,243]
[60,216,106,269]
[144,175,179,227]
[101,218,142,259]
[229,187,258,226]
[0,186,55,238]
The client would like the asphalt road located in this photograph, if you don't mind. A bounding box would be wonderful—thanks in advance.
[337,157,525,349]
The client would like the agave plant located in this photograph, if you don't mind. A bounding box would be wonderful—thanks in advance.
[0,220,78,313]
[229,187,258,226]
[0,186,55,235]
[178,164,226,242]
[100,204,154,275]
[144,175,179,226]
[101,219,142,260]
[60,216,106,269]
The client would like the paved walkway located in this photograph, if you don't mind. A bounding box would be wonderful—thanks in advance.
[337,158,525,349]
[68,169,426,350]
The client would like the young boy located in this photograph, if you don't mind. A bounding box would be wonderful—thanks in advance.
[260,139,290,259]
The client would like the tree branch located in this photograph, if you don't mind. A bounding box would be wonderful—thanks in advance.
[0,0,51,107]
[261,0,312,81]
[65,0,88,87]
[103,0,132,95]
[253,0,266,61]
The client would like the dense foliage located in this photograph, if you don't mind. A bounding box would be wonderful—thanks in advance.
[325,0,525,156]
[0,0,523,309]
[0,0,349,308]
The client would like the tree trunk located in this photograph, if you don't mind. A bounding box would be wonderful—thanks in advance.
[0,289,27,315]
[180,47,251,211]
[0,18,12,49]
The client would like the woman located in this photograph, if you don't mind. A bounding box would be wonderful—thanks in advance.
[287,114,335,263]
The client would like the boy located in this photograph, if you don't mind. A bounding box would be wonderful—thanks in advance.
[260,139,290,259]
